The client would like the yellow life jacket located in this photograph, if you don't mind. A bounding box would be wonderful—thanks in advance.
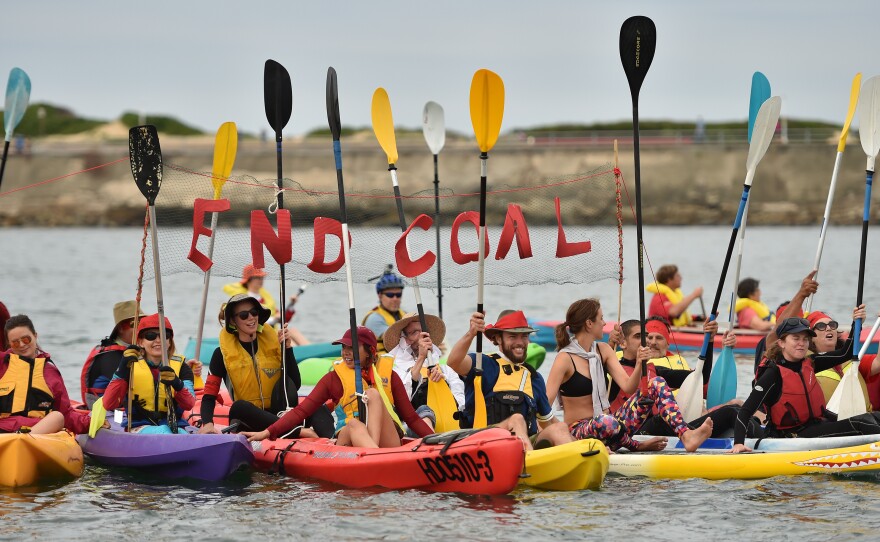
[483,355,539,432]
[130,356,184,416]
[649,354,690,371]
[361,305,405,355]
[221,283,277,316]
[0,354,54,419]
[333,357,401,429]
[646,282,693,326]
[735,298,775,323]
[218,326,282,409]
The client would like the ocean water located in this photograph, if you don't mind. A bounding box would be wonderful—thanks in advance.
[1,225,879,540]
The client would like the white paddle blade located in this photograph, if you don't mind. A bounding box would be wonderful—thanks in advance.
[422,101,446,155]
[745,96,782,174]
[4,67,31,140]
[826,362,868,420]
[858,75,880,167]
[676,358,704,423]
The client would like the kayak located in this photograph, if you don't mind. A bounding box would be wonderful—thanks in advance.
[609,439,880,480]
[252,428,524,494]
[76,425,254,481]
[183,337,340,364]
[522,438,608,491]
[635,433,880,452]
[0,431,84,487]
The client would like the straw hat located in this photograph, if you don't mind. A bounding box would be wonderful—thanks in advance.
[383,312,446,350]
[110,300,145,339]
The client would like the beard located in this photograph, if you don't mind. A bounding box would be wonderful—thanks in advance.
[500,342,527,365]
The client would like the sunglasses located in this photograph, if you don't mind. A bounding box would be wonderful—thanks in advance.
[9,336,33,348]
[141,330,173,341]
[382,292,403,298]
[812,320,839,332]
[236,308,261,320]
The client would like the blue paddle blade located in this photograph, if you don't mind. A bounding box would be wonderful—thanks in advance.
[748,72,771,143]
[706,345,737,408]
[4,67,31,141]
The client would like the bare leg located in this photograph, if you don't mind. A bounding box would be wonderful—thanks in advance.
[534,421,574,446]
[637,437,668,451]
[298,428,318,438]
[363,388,401,448]
[499,413,532,451]
[345,419,379,448]
[680,418,714,452]
[30,411,64,434]
[336,426,352,446]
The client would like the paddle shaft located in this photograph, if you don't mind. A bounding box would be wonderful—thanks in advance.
[274,131,292,411]
[727,199,751,324]
[193,211,220,363]
[0,140,10,189]
[807,151,844,313]
[852,168,873,356]
[476,153,488,360]
[631,104,647,347]
[148,203,177,433]
[433,153,443,319]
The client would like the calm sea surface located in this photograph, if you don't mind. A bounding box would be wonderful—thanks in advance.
[1,225,880,541]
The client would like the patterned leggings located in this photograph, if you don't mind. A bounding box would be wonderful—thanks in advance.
[569,377,688,451]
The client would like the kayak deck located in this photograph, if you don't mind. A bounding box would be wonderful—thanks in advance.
[0,431,84,487]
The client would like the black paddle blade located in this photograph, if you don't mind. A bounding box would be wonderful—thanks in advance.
[264,59,292,136]
[128,125,162,205]
[619,16,657,101]
[326,67,342,141]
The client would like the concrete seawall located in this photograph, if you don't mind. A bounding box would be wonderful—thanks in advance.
[0,137,873,226]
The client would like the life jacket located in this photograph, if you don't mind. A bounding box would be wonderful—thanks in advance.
[735,298,775,324]
[129,356,185,425]
[80,340,126,403]
[361,305,405,355]
[609,354,681,412]
[218,326,282,409]
[0,354,55,419]
[646,282,692,326]
[481,354,540,435]
[221,283,277,316]
[333,356,401,430]
[765,360,826,430]
[650,354,690,371]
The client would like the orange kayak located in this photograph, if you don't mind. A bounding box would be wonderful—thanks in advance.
[253,428,524,495]
[0,431,84,487]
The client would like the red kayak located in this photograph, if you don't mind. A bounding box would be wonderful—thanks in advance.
[253,428,524,495]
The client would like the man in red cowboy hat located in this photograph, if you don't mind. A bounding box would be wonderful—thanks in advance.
[447,310,574,450]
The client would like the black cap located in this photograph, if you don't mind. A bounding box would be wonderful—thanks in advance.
[775,317,816,338]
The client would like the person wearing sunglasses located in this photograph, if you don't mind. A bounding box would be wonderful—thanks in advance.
[362,266,406,355]
[732,315,880,453]
[79,300,145,408]
[197,294,333,437]
[222,264,309,346]
[1,314,92,434]
[100,314,197,434]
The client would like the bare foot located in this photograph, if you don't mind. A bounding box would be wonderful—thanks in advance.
[680,418,713,452]
[637,437,668,451]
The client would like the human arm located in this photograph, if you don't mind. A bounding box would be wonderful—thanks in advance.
[168,362,196,411]
[605,342,644,395]
[363,312,392,342]
[390,372,433,437]
[544,352,574,408]
[46,362,90,434]
[766,271,819,345]
[441,363,466,407]
[666,286,703,318]
[446,312,485,377]
[733,365,780,448]
[531,374,556,429]
[253,372,340,441]
[199,348,228,432]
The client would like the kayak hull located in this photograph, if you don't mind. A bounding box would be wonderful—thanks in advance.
[522,438,609,491]
[637,433,880,452]
[76,427,253,481]
[0,431,84,487]
[253,428,523,495]
[610,440,880,480]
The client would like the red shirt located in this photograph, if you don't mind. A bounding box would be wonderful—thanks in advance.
[859,355,880,410]
[102,366,195,412]
[268,369,433,439]
[648,293,671,322]
[0,351,90,434]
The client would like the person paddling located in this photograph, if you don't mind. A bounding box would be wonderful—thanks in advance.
[198,294,333,437]
[446,310,574,451]
[362,266,406,355]
[244,326,433,447]
[1,315,93,434]
[101,314,196,434]
[646,264,703,326]
[544,299,713,453]
[732,317,880,453]
[80,300,145,408]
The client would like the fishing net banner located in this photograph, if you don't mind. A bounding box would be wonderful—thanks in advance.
[141,163,622,288]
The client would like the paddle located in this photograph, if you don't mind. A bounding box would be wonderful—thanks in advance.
[129,125,177,433]
[327,67,365,421]
[614,139,624,324]
[620,16,656,352]
[830,74,880,421]
[193,122,237,378]
[807,73,862,313]
[422,101,446,319]
[827,315,879,417]
[699,95,781,409]
[707,75,773,408]
[264,59,294,414]
[0,68,31,190]
[468,69,504,429]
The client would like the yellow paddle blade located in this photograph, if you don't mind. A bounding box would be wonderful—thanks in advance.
[469,69,505,153]
[88,397,107,438]
[473,375,488,428]
[427,379,459,433]
[370,87,398,165]
[211,121,238,199]
[838,73,862,152]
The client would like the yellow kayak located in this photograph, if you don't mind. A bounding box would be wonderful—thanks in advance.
[0,431,84,487]
[522,439,609,490]
[609,440,880,480]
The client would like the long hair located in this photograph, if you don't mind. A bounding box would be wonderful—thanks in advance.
[555,299,601,349]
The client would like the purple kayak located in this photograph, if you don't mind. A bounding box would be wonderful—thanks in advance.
[76,427,254,481]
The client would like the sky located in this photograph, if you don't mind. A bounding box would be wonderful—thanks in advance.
[3,1,877,137]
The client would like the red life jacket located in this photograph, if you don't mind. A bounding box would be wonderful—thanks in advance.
[768,360,826,430]
[859,354,879,411]
[80,342,127,403]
